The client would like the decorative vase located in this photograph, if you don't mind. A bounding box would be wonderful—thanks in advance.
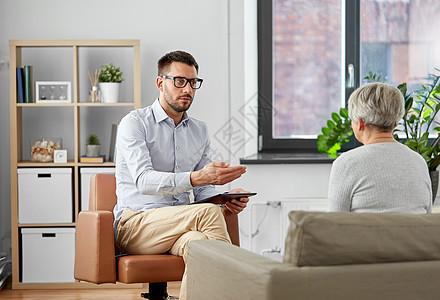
[99,82,120,103]
[429,170,439,204]
[86,145,100,157]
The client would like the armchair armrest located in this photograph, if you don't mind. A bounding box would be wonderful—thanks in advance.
[74,210,117,284]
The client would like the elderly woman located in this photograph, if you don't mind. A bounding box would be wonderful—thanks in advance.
[327,82,432,213]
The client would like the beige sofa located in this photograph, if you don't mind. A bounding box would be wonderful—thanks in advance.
[187,211,440,300]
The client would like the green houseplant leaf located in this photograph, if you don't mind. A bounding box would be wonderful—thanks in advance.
[318,70,440,171]
[87,134,100,145]
[317,108,353,158]
[99,63,124,83]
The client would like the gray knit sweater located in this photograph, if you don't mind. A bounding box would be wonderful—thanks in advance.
[328,142,432,213]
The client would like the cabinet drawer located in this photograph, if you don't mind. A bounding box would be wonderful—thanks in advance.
[22,227,75,283]
[18,168,73,224]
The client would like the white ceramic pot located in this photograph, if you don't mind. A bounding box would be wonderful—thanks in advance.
[99,82,120,103]
[86,145,100,157]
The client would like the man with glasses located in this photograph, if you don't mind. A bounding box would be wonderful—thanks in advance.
[113,50,249,299]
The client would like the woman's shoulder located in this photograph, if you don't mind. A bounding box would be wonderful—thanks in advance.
[337,142,426,164]
[336,143,400,162]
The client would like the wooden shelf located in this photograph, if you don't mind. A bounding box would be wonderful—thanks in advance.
[10,39,141,289]
[16,103,74,107]
[16,102,136,107]
[77,102,136,107]
[17,161,76,167]
[10,39,140,47]
[17,161,115,167]
[18,223,76,228]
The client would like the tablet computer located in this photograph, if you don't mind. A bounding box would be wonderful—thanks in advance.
[191,192,257,205]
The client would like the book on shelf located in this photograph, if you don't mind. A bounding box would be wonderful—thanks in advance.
[108,124,119,162]
[23,65,33,103]
[80,155,105,163]
[16,67,24,103]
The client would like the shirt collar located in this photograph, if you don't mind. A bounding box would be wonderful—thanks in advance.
[152,98,189,126]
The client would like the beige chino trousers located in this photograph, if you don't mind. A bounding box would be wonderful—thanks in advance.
[117,203,231,300]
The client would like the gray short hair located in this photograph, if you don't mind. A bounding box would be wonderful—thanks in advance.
[348,82,404,131]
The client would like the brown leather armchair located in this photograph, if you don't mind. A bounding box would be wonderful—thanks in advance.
[74,173,240,300]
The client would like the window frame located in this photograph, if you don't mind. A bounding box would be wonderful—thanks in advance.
[257,0,360,153]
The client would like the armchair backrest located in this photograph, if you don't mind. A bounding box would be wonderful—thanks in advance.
[89,173,117,212]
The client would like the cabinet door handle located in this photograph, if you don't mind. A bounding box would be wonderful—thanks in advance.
[37,173,51,178]
[42,233,56,238]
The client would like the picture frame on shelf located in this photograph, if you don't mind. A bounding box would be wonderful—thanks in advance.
[36,81,71,103]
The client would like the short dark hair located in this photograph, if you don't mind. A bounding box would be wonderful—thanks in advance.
[157,50,199,76]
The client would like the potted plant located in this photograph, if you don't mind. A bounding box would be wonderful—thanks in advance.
[318,70,440,201]
[86,134,101,157]
[98,63,124,103]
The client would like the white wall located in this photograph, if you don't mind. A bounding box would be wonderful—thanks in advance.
[0,0,251,257]
[231,163,332,258]
[0,0,336,262]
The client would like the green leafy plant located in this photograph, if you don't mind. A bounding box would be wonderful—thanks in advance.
[363,71,387,83]
[98,63,124,83]
[87,134,100,145]
[394,72,440,171]
[317,108,353,158]
[318,69,440,171]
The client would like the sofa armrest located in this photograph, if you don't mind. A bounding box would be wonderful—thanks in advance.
[74,210,116,284]
[187,240,296,299]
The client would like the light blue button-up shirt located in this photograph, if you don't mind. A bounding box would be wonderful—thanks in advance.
[113,99,219,222]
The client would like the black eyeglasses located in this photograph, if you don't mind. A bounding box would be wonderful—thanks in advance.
[161,75,203,89]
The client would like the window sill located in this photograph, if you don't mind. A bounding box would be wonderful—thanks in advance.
[239,152,334,164]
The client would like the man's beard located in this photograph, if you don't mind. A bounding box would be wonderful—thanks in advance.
[164,93,193,113]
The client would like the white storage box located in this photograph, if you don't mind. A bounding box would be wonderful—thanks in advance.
[80,167,115,211]
[18,168,73,224]
[22,227,75,283]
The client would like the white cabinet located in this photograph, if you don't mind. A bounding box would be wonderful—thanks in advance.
[80,167,115,211]
[18,168,73,224]
[22,228,75,283]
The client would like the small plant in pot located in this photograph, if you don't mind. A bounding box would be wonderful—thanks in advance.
[98,63,124,103]
[86,134,101,157]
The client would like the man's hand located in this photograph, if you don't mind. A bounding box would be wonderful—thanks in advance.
[190,162,246,187]
[224,188,249,214]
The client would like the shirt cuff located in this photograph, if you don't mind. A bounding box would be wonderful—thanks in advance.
[175,171,193,191]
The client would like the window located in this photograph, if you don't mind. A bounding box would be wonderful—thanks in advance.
[258,0,440,152]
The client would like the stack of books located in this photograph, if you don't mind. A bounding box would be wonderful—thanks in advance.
[16,65,33,103]
[80,155,105,163]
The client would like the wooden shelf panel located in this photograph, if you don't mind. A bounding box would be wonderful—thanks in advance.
[16,102,135,107]
[17,161,76,167]
[16,103,74,107]
[17,161,116,167]
[10,40,140,47]
[18,223,76,228]
[77,102,136,107]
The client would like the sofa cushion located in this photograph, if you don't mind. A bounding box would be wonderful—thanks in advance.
[284,211,440,267]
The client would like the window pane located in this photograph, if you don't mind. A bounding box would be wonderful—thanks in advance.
[273,0,343,139]
[361,0,440,89]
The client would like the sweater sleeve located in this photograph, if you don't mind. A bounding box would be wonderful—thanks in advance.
[327,156,354,211]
